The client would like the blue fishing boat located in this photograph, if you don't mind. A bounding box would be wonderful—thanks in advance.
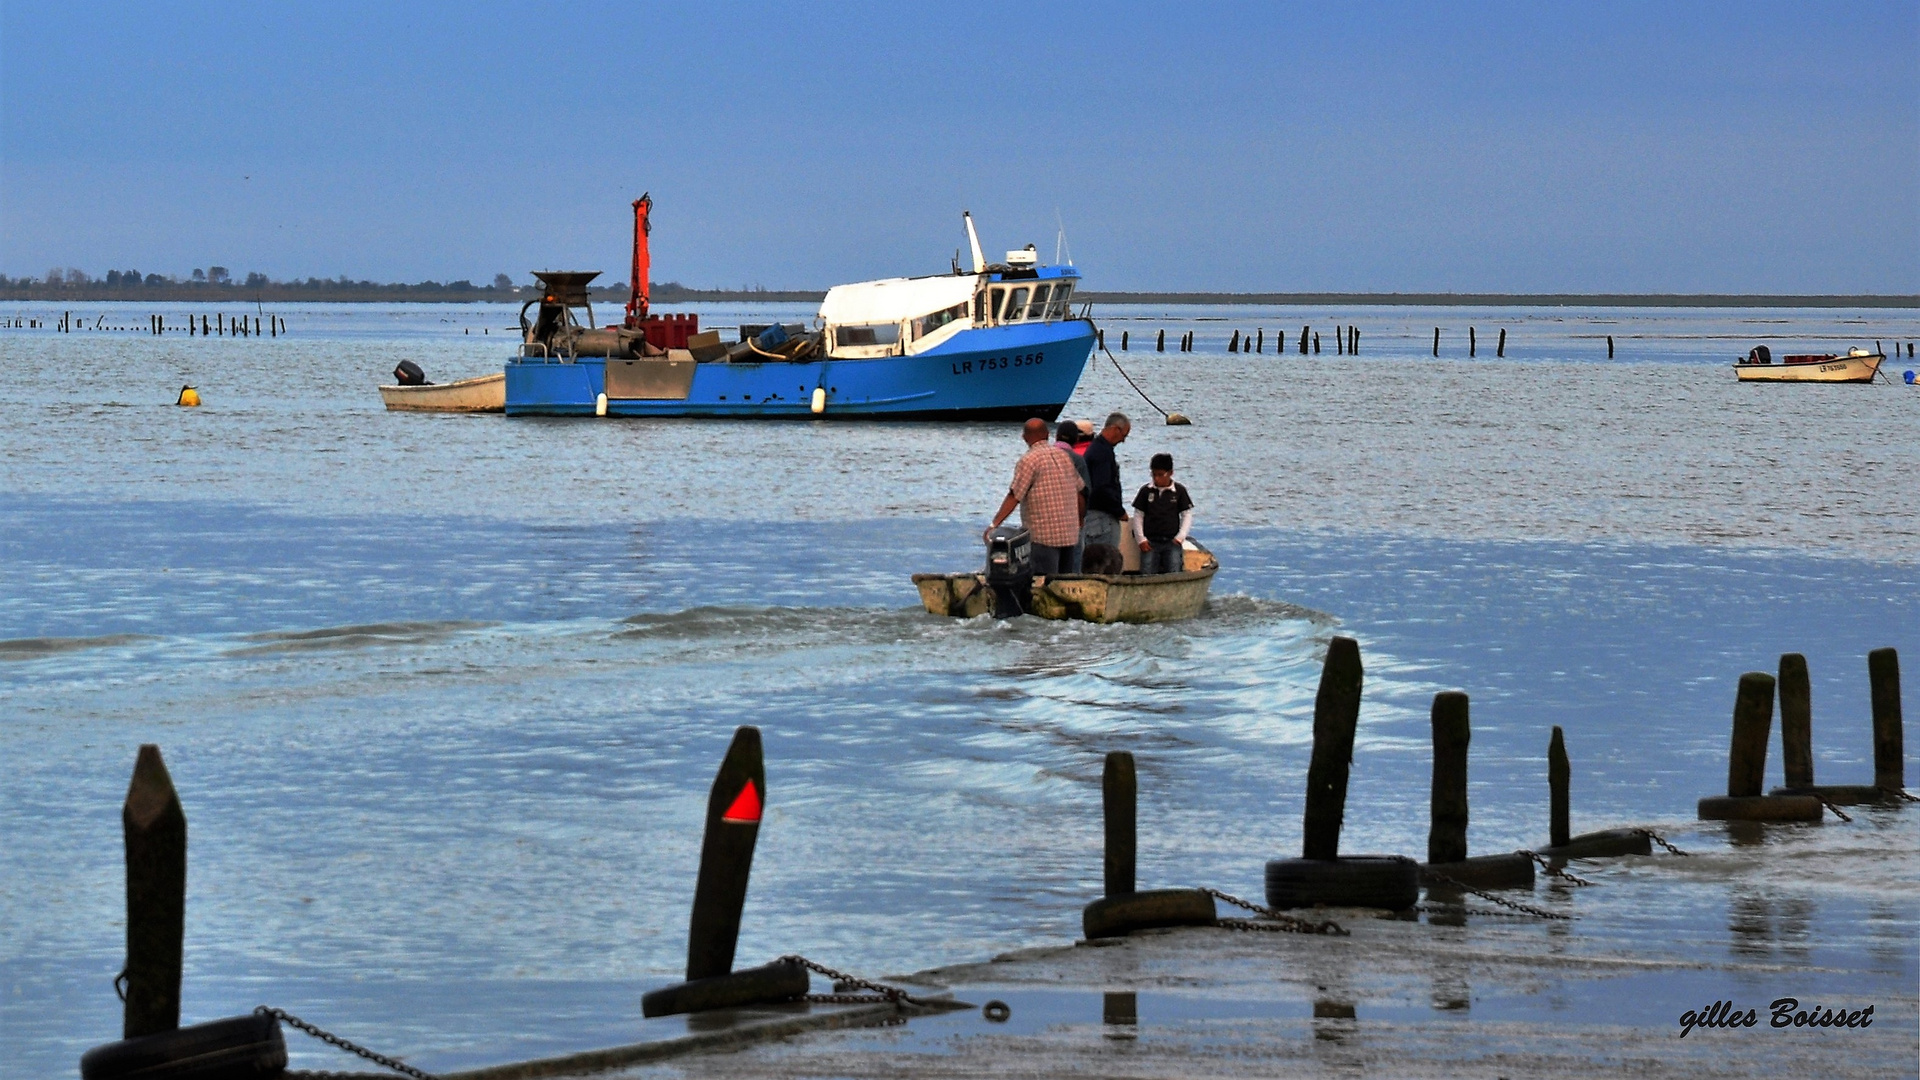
[504,208,1095,419]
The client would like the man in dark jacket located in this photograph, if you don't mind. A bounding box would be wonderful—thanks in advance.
[1080,412,1130,554]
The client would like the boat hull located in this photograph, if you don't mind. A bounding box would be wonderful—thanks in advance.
[378,372,506,412]
[1734,354,1883,383]
[505,320,1094,419]
[913,547,1218,624]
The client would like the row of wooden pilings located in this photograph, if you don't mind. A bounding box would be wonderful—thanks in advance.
[1698,648,1908,821]
[27,312,288,336]
[88,643,1909,1074]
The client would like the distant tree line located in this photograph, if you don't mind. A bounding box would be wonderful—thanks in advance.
[0,268,830,303]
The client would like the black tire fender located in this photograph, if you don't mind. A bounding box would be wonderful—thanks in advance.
[1081,888,1217,939]
[1697,795,1822,823]
[80,1012,286,1080]
[1420,851,1536,891]
[640,958,810,1018]
[1265,855,1420,911]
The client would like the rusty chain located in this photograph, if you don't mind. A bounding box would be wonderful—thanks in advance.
[778,955,939,1009]
[257,1007,435,1080]
[1419,869,1572,921]
[1203,888,1349,936]
[1518,850,1599,886]
[1814,797,1853,823]
[1888,787,1920,803]
[1633,828,1692,856]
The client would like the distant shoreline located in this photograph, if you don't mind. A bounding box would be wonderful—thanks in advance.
[0,284,1913,308]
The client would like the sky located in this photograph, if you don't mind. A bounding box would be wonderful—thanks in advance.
[2,1,1916,293]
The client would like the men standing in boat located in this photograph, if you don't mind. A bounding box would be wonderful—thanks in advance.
[1081,412,1131,556]
[1132,453,1194,575]
[987,418,1086,576]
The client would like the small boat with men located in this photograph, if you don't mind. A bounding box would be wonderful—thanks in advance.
[1734,345,1885,383]
[914,526,1219,624]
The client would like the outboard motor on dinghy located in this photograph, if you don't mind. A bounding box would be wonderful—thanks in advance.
[983,525,1034,619]
[1747,345,1772,364]
[393,359,431,386]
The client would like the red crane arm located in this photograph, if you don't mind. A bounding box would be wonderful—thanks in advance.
[626,193,652,327]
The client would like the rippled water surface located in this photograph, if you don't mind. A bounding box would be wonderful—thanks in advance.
[1,302,1915,1075]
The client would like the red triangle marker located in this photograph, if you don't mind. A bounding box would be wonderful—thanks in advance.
[720,780,761,823]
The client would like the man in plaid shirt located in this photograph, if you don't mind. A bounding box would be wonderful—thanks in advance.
[987,417,1087,576]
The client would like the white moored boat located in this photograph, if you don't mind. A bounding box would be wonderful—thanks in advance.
[1734,346,1884,384]
[378,372,506,412]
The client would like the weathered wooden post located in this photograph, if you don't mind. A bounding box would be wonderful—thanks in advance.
[1300,325,1309,354]
[1335,325,1343,354]
[1096,329,1103,350]
[1469,326,1476,357]
[1256,328,1264,352]
[1267,638,1421,907]
[123,745,186,1038]
[1778,653,1814,789]
[1427,692,1469,864]
[1607,335,1614,358]
[1157,329,1165,352]
[1081,751,1215,939]
[642,726,808,1017]
[1870,647,1903,793]
[1728,672,1772,798]
[1302,637,1363,862]
[1275,329,1284,353]
[1497,328,1506,357]
[1121,330,1128,350]
[1227,330,1239,353]
[1420,694,1532,888]
[1699,672,1821,822]
[1433,328,1440,357]
[686,726,765,981]
[1103,751,1136,897]
[1539,726,1650,857]
[1548,726,1570,848]
[1312,331,1320,354]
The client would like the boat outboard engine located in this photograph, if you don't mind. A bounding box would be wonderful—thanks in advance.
[1747,345,1772,365]
[393,359,431,386]
[983,525,1034,619]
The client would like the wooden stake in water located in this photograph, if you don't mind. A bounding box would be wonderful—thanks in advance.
[685,726,766,981]
[1103,751,1136,897]
[123,745,186,1039]
[1727,672,1776,798]
[1778,653,1814,789]
[1428,692,1470,864]
[1548,725,1570,848]
[1870,647,1903,791]
[1303,637,1364,860]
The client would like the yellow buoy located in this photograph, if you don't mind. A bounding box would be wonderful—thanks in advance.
[810,387,826,414]
[176,386,200,407]
[595,392,608,417]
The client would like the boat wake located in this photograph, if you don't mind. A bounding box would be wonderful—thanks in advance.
[225,619,497,655]
[0,632,156,661]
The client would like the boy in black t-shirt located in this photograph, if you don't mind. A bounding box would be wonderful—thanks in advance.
[1131,452,1194,575]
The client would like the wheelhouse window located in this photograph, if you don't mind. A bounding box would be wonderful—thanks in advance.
[912,302,968,340]
[1024,283,1052,320]
[988,287,1007,322]
[1048,282,1074,318]
[1002,287,1030,322]
[836,323,900,347]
